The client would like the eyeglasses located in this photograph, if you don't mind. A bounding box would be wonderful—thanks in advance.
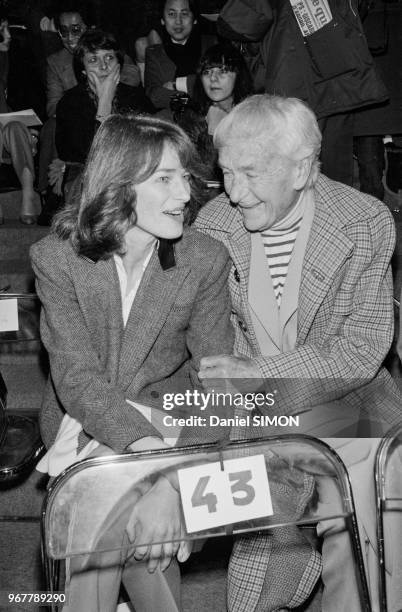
[200,66,234,78]
[58,24,85,38]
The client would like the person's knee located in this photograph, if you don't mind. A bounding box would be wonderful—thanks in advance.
[4,120,27,138]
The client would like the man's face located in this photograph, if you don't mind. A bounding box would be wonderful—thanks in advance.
[219,142,301,232]
[58,12,86,53]
[162,0,195,43]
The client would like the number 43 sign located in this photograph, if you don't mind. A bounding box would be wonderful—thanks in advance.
[177,455,273,533]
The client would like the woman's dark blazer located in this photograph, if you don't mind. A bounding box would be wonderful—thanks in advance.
[30,227,234,452]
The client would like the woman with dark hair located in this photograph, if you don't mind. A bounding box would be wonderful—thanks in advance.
[54,28,151,168]
[176,42,253,179]
[144,0,203,112]
[192,42,253,134]
[31,113,233,612]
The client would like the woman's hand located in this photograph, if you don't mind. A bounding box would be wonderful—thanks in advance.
[126,474,190,573]
[87,63,120,118]
[48,158,66,196]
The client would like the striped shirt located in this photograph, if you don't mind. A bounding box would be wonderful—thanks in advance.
[261,195,305,306]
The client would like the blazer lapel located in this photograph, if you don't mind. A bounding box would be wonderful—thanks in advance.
[248,232,281,352]
[225,222,263,355]
[80,255,124,331]
[298,195,354,345]
[118,251,190,389]
[280,193,315,332]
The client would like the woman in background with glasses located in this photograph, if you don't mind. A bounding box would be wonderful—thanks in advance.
[175,42,253,181]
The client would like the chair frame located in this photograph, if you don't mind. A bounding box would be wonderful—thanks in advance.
[375,424,402,611]
[41,434,372,611]
[0,292,44,519]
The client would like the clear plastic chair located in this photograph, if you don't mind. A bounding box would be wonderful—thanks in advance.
[375,425,402,611]
[41,434,372,611]
[0,292,44,491]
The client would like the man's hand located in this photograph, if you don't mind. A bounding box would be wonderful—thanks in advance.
[163,80,176,90]
[126,475,189,573]
[198,355,262,394]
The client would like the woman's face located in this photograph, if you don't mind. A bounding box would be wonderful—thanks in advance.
[58,12,86,53]
[82,48,118,81]
[162,0,195,43]
[201,66,237,110]
[0,20,11,53]
[134,144,191,240]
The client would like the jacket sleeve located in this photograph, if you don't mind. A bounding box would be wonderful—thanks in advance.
[144,46,176,110]
[55,91,94,164]
[186,240,234,376]
[30,241,161,453]
[46,56,65,118]
[121,54,141,87]
[252,207,396,407]
[179,238,234,445]
[218,0,274,41]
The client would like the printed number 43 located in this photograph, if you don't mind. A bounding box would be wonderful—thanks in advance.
[191,470,255,513]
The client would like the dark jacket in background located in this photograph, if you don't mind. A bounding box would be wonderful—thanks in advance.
[55,82,152,164]
[218,0,388,119]
[354,1,402,136]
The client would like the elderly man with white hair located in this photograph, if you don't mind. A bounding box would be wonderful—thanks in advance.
[195,94,402,612]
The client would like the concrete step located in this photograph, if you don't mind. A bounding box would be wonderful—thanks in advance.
[0,221,48,260]
[0,222,49,292]
[1,361,47,412]
[0,190,41,219]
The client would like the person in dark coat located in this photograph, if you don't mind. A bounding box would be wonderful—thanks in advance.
[217,0,388,187]
[144,0,203,112]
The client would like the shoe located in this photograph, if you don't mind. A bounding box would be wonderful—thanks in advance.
[19,214,38,225]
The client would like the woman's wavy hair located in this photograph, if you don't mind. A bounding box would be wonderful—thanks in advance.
[191,42,254,116]
[54,114,209,260]
[73,28,124,83]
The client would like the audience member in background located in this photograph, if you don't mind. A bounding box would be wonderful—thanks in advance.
[38,1,140,202]
[55,29,151,166]
[177,42,253,179]
[31,113,233,612]
[217,0,388,187]
[145,0,203,113]
[192,42,253,134]
[0,12,38,225]
[39,28,151,226]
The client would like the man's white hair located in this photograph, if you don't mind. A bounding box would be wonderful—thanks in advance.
[214,94,322,188]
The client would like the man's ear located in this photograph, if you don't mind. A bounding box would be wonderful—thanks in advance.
[293,156,313,190]
[161,18,165,27]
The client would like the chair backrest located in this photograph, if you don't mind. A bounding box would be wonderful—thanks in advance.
[43,435,355,560]
[0,293,44,483]
[0,293,41,346]
[375,425,402,611]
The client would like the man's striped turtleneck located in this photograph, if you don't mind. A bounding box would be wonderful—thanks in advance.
[260,192,305,306]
